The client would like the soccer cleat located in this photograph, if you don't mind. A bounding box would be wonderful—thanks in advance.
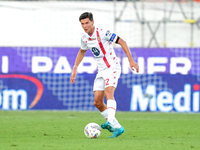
[108,126,125,138]
[101,121,114,132]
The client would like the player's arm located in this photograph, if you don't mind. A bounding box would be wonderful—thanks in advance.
[117,38,139,73]
[70,49,87,84]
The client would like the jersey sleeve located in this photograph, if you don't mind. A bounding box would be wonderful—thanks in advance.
[104,30,119,43]
[80,37,88,50]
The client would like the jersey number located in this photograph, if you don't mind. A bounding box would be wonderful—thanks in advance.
[105,78,109,86]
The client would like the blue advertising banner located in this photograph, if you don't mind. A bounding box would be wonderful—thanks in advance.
[0,47,200,112]
[0,47,199,75]
[0,73,199,112]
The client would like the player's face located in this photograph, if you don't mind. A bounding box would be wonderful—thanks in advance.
[80,18,94,35]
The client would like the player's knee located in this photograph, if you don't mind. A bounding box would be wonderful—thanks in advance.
[105,87,115,100]
[94,101,103,108]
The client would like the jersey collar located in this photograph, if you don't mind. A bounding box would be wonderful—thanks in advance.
[87,26,96,37]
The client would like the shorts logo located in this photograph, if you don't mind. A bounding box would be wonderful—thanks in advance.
[91,47,100,56]
[110,33,116,42]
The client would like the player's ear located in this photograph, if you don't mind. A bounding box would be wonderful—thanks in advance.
[92,20,94,25]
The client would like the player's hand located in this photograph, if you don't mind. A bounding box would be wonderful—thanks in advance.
[70,66,77,84]
[130,61,139,73]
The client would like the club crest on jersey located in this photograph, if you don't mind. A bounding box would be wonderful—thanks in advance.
[97,37,101,43]
[91,47,100,56]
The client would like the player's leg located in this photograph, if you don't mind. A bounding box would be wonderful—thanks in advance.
[104,86,124,138]
[94,90,114,132]
[99,65,124,137]
[93,77,114,132]
[94,90,106,112]
[93,77,110,128]
[93,77,107,113]
[104,86,120,128]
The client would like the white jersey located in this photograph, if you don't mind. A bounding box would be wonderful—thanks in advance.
[81,27,121,72]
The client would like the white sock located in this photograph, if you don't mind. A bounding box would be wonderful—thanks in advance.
[107,100,121,128]
[107,99,116,125]
[100,109,108,120]
[113,117,121,129]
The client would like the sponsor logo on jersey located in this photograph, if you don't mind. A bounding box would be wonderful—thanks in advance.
[91,47,100,56]
[110,33,116,42]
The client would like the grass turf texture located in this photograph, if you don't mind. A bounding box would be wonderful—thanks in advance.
[0,111,200,150]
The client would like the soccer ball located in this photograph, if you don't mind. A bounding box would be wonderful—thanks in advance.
[84,123,101,139]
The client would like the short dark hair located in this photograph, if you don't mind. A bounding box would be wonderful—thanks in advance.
[79,12,93,22]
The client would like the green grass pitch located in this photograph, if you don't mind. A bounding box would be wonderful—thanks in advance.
[0,111,200,150]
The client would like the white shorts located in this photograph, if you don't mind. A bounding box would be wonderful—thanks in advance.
[93,66,121,91]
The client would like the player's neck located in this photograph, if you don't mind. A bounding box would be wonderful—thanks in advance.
[88,26,95,36]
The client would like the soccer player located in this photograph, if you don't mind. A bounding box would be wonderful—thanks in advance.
[70,12,139,138]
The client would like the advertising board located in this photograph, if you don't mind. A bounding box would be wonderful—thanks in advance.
[0,47,199,112]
